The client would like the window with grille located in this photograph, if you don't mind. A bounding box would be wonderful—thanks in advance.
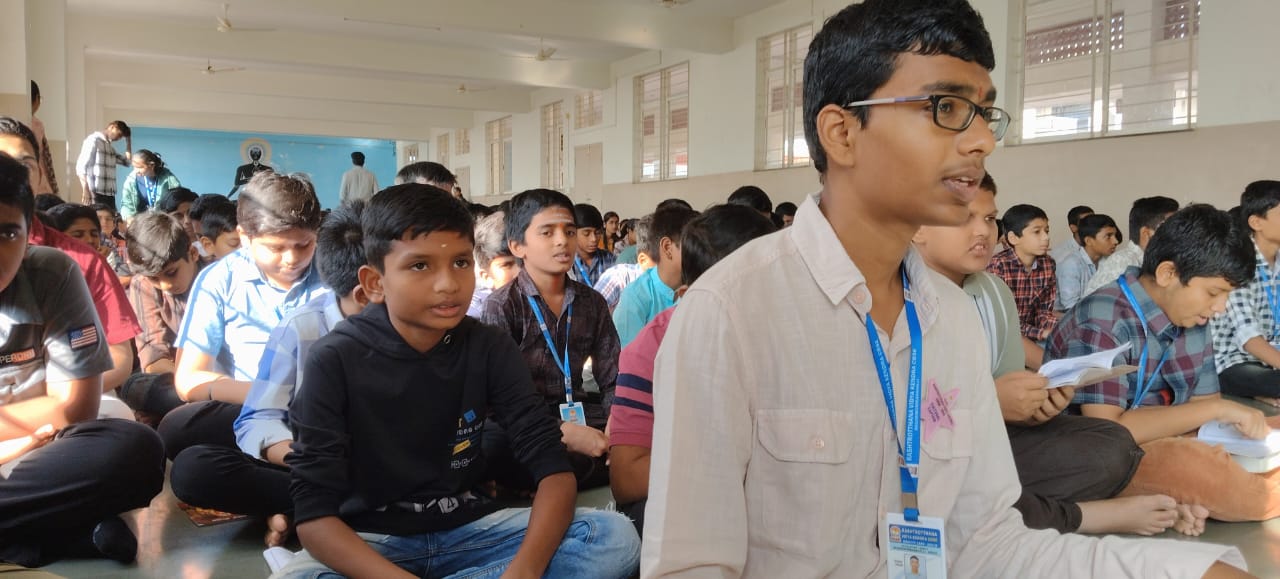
[635,62,690,182]
[456,129,471,155]
[757,25,811,170]
[1013,0,1199,143]
[486,117,513,195]
[542,102,566,190]
[436,133,449,166]
[575,90,604,130]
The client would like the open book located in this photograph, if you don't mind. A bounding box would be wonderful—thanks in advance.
[1197,419,1280,459]
[1038,342,1138,389]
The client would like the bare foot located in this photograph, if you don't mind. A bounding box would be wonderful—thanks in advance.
[1077,495,1178,535]
[1171,503,1209,537]
[265,513,292,547]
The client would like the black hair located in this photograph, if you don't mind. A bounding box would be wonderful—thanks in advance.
[657,198,693,212]
[775,202,798,217]
[1128,196,1179,242]
[0,116,38,153]
[34,193,63,212]
[803,0,994,173]
[351,151,365,166]
[1241,181,1280,231]
[47,203,101,233]
[979,173,997,195]
[133,149,166,173]
[474,211,512,268]
[189,193,231,223]
[108,120,131,138]
[362,184,474,271]
[504,188,575,246]
[237,172,322,237]
[1076,214,1118,244]
[0,153,33,225]
[727,186,772,214]
[1066,205,1094,228]
[603,211,619,224]
[573,203,605,231]
[647,206,700,264]
[1141,204,1254,288]
[1001,204,1048,240]
[199,201,238,241]
[125,211,191,277]
[468,203,495,220]
[316,200,366,297]
[395,161,456,188]
[680,204,777,286]
[30,81,40,103]
[157,187,199,214]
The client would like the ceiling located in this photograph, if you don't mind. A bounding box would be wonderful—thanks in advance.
[65,0,791,140]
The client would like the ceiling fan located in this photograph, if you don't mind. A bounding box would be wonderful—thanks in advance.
[202,60,246,75]
[456,84,496,94]
[216,3,276,33]
[514,39,567,62]
[657,0,692,7]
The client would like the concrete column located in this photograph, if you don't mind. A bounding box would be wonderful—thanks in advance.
[0,0,30,120]
[27,0,70,194]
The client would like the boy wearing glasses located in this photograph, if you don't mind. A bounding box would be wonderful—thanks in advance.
[640,0,1248,577]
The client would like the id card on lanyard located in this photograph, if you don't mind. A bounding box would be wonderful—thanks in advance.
[868,268,947,577]
[1117,276,1173,409]
[526,296,586,425]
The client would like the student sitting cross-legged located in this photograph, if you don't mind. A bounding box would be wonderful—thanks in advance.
[1047,204,1280,527]
[916,174,1195,536]
[0,153,164,567]
[170,200,370,549]
[274,184,639,579]
[160,171,328,459]
[481,189,621,492]
[608,203,775,535]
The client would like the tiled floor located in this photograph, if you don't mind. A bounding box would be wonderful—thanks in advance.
[39,397,1280,578]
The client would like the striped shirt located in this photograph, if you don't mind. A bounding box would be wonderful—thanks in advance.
[74,132,127,198]
[608,306,676,449]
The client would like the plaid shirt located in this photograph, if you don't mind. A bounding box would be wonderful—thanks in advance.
[1210,241,1279,372]
[593,263,643,311]
[986,248,1058,340]
[74,132,128,198]
[568,248,616,288]
[1046,268,1219,409]
[128,260,203,369]
[480,269,620,429]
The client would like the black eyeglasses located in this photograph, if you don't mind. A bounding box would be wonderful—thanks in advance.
[843,94,1011,141]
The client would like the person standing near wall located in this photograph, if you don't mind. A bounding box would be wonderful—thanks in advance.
[75,120,132,207]
[338,151,377,203]
[28,82,58,196]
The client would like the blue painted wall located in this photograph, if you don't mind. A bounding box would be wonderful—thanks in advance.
[117,127,397,209]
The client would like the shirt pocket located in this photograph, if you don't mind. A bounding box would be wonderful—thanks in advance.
[922,408,973,460]
[751,409,856,558]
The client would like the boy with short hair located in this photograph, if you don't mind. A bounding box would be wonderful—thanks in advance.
[1048,204,1280,526]
[1050,205,1095,263]
[1086,196,1180,297]
[1056,213,1120,311]
[158,187,200,240]
[275,184,639,579]
[987,203,1057,369]
[0,153,164,567]
[609,203,775,535]
[482,189,621,491]
[171,200,370,550]
[46,203,133,284]
[197,200,242,261]
[468,210,518,318]
[1211,181,1280,403]
[164,171,328,459]
[613,205,698,346]
[642,1,1247,576]
[569,203,616,287]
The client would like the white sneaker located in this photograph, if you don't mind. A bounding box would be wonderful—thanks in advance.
[263,546,297,574]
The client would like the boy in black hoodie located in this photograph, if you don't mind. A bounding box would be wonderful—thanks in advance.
[278,184,640,579]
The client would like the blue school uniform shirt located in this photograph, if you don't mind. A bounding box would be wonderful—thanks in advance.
[613,267,675,347]
[176,247,329,381]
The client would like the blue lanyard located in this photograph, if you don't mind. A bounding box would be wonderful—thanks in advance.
[526,296,574,402]
[1117,276,1174,409]
[866,268,923,522]
[1260,262,1280,341]
[140,175,159,207]
[574,256,595,287]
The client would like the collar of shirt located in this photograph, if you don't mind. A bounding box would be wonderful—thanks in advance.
[992,247,1048,272]
[320,292,346,329]
[515,268,579,310]
[1121,267,1179,342]
[791,193,940,329]
[640,266,675,302]
[1252,238,1277,277]
[226,247,321,293]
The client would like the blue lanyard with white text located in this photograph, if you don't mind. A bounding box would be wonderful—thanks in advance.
[866,268,923,522]
[1260,263,1280,341]
[140,175,159,207]
[527,296,574,403]
[1117,276,1173,409]
[574,256,594,287]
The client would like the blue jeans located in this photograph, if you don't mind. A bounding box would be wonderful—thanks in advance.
[272,508,640,579]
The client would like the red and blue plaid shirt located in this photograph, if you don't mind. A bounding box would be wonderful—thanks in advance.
[986,248,1058,340]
